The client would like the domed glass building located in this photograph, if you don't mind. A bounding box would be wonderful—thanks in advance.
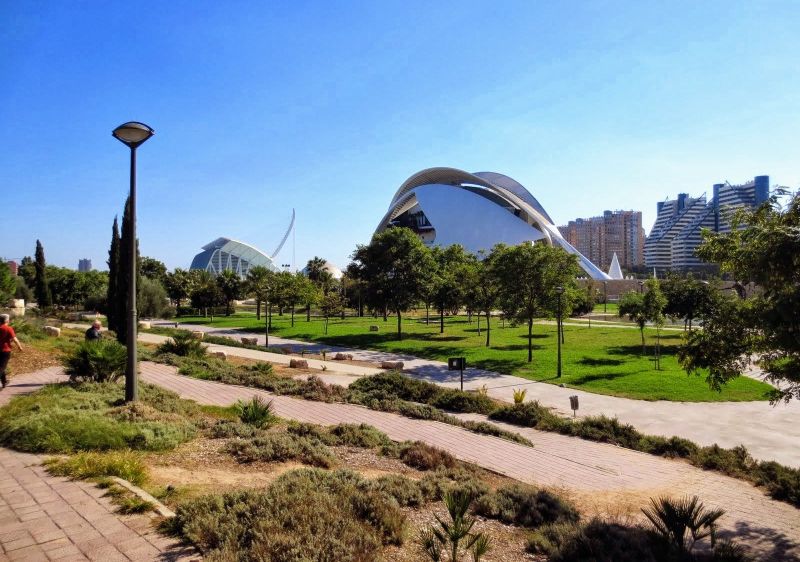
[190,237,278,277]
[375,167,610,280]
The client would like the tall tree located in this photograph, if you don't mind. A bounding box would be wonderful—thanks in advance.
[679,191,800,402]
[351,228,435,340]
[140,257,168,286]
[164,268,192,309]
[319,291,345,335]
[474,248,503,347]
[618,291,648,354]
[0,261,16,304]
[642,278,667,370]
[216,269,243,316]
[305,257,328,285]
[493,243,578,363]
[34,240,52,309]
[117,197,140,344]
[430,245,471,334]
[190,271,223,313]
[18,256,35,288]
[245,266,273,320]
[106,217,121,333]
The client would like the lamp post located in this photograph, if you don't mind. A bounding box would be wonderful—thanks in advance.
[112,122,154,403]
[555,286,564,378]
[603,282,608,314]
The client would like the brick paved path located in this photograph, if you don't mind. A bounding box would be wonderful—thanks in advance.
[0,369,197,561]
[139,361,799,561]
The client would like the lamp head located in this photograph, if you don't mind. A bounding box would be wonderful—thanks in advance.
[112,122,154,148]
[555,286,564,294]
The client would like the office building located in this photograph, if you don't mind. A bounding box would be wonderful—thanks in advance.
[558,210,644,272]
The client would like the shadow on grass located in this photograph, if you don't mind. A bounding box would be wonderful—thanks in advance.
[569,371,631,385]
[576,357,624,367]
[608,344,681,357]
[472,358,529,374]
[519,333,549,340]
[492,344,545,352]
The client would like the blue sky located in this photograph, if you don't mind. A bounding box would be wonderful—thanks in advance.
[2,1,798,271]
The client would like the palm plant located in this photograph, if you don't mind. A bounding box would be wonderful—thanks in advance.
[420,490,490,561]
[156,331,206,358]
[234,395,276,428]
[512,388,527,404]
[642,495,724,557]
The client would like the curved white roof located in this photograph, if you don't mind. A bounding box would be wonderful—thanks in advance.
[191,237,278,277]
[301,261,343,280]
[376,167,610,280]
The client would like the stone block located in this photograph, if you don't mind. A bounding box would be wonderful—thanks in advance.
[211,351,227,361]
[369,325,379,332]
[333,353,353,361]
[138,321,151,330]
[241,337,258,345]
[289,359,308,369]
[191,331,204,340]
[44,326,61,337]
[380,361,404,370]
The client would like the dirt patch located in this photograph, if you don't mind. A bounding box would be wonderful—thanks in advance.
[7,343,61,376]
[567,487,676,523]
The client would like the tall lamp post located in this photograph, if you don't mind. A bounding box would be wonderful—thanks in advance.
[555,286,564,378]
[112,122,155,402]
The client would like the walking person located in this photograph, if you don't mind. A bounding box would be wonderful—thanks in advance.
[0,314,23,389]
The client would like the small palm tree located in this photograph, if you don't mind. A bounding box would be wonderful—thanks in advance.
[642,495,724,557]
[420,490,491,561]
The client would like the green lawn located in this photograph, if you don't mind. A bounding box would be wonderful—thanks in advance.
[175,312,772,402]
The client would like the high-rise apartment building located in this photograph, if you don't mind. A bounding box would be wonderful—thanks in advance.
[78,259,92,272]
[558,210,644,272]
[644,175,769,270]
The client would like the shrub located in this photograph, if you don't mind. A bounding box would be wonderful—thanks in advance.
[210,420,259,439]
[225,432,335,468]
[170,468,406,561]
[365,474,426,507]
[138,277,169,319]
[642,496,725,559]
[44,450,148,486]
[234,396,275,428]
[690,445,754,478]
[400,441,457,471]
[474,484,579,528]
[419,467,490,501]
[513,388,527,405]
[754,461,800,506]
[116,496,156,514]
[62,340,127,383]
[567,416,642,448]
[431,388,495,414]
[156,331,206,358]
[0,383,196,453]
[489,401,566,430]
[529,519,662,562]
[639,435,699,459]
[328,423,395,449]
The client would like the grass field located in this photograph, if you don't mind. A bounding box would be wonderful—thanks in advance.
[174,312,771,402]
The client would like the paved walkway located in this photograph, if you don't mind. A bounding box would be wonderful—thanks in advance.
[154,322,800,467]
[0,369,197,561]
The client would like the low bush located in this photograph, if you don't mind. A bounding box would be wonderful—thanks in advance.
[62,340,127,383]
[399,441,457,471]
[0,383,196,453]
[474,483,580,528]
[365,474,426,507]
[225,432,335,468]
[489,401,566,431]
[169,468,406,561]
[156,331,206,358]
[529,519,663,562]
[754,461,800,506]
[639,435,699,459]
[690,445,753,478]
[234,395,276,428]
[328,423,395,450]
[417,467,489,501]
[566,415,642,448]
[210,420,260,439]
[44,450,148,486]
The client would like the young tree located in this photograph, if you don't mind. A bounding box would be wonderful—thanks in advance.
[138,276,168,318]
[0,261,15,304]
[164,268,193,309]
[680,191,800,401]
[17,256,35,288]
[319,291,345,334]
[34,240,52,309]
[106,217,121,333]
[190,271,223,313]
[216,269,242,316]
[643,278,667,370]
[351,228,435,340]
[430,245,471,334]
[474,247,503,347]
[140,257,168,286]
[618,291,647,354]
[117,197,140,344]
[245,266,273,320]
[493,243,578,362]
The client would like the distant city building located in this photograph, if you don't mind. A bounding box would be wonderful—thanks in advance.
[375,167,611,280]
[644,175,770,271]
[558,210,644,272]
[78,259,92,272]
[6,261,18,276]
[190,237,279,278]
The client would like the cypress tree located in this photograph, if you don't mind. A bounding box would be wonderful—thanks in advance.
[117,197,140,344]
[34,240,52,309]
[106,217,120,333]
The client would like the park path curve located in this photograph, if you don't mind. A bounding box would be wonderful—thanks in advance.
[137,361,800,561]
[0,368,198,561]
[153,322,800,467]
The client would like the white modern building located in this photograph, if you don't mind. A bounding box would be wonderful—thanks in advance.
[375,167,610,280]
[190,237,279,277]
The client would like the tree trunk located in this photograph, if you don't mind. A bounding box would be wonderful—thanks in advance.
[306,304,311,322]
[256,300,261,321]
[383,306,388,322]
[291,306,295,327]
[226,300,231,316]
[527,317,533,362]
[640,327,645,356]
[485,310,491,347]
[440,305,445,334]
[425,304,429,325]
[397,309,402,340]
[325,315,329,334]
[268,305,272,330]
[477,313,481,336]
[265,310,269,347]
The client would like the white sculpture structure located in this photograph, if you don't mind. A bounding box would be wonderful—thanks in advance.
[607,252,624,280]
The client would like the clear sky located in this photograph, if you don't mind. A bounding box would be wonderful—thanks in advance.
[2,1,798,271]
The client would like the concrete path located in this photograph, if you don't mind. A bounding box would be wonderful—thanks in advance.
[0,369,197,561]
[155,322,800,467]
[135,362,799,561]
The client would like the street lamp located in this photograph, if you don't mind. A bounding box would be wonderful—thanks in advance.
[112,121,154,402]
[555,286,564,378]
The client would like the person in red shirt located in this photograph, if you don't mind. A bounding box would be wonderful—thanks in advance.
[0,314,23,388]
